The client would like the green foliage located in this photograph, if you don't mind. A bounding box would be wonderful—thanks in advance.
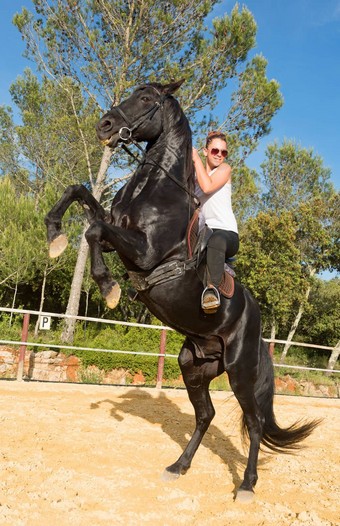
[0,177,41,296]
[261,139,333,212]
[0,176,82,310]
[227,54,283,161]
[259,139,339,274]
[0,69,101,196]
[77,365,104,384]
[69,318,183,381]
[299,278,340,348]
[209,373,231,391]
[75,348,181,382]
[0,313,24,340]
[238,139,340,342]
[236,210,304,332]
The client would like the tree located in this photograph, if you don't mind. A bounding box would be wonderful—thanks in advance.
[0,70,100,321]
[299,278,340,370]
[0,69,103,194]
[236,210,304,341]
[12,1,283,342]
[0,176,81,320]
[0,177,42,320]
[259,140,340,361]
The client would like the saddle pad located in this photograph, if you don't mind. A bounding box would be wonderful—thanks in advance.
[186,209,199,258]
[218,270,235,298]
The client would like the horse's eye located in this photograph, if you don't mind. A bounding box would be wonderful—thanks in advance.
[141,96,151,102]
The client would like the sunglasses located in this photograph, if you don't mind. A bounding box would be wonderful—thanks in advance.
[209,148,228,158]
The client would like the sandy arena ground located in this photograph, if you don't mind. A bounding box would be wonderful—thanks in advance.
[0,381,338,526]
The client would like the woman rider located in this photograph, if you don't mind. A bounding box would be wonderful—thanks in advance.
[193,131,239,313]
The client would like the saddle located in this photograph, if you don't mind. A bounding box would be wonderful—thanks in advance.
[187,210,235,298]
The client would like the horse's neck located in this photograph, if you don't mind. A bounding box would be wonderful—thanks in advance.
[113,120,194,264]
[146,129,193,187]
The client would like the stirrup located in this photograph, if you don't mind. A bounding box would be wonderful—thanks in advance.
[201,285,220,314]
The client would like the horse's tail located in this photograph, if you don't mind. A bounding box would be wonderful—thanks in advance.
[242,339,321,452]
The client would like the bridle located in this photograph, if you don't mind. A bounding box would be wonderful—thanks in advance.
[114,85,166,146]
[113,86,199,207]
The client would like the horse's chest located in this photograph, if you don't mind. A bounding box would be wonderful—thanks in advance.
[110,178,155,229]
[110,201,144,230]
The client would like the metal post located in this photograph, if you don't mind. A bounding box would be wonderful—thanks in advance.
[17,313,30,381]
[156,329,167,389]
[269,342,274,359]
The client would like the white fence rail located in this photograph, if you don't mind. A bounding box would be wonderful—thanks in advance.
[0,307,339,381]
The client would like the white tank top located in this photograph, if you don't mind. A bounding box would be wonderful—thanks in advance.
[195,168,238,233]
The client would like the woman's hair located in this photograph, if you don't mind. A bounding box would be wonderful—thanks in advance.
[205,131,228,149]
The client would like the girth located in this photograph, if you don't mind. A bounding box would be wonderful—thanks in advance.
[127,257,197,292]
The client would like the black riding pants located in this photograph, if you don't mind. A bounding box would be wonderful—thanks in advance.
[206,229,239,287]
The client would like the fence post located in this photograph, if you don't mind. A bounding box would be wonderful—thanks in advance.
[17,313,30,381]
[156,329,167,389]
[269,342,274,359]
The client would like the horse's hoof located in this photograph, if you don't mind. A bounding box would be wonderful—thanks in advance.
[49,234,68,258]
[162,468,180,481]
[235,489,255,503]
[105,283,121,309]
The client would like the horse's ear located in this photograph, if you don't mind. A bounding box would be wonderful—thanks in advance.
[162,79,185,95]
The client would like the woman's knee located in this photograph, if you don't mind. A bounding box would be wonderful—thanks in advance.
[207,230,228,251]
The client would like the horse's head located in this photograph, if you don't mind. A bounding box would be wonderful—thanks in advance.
[96,80,185,148]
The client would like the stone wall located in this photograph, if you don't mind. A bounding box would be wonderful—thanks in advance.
[0,346,134,385]
[0,346,80,382]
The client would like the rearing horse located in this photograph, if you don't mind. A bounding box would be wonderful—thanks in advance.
[45,80,318,502]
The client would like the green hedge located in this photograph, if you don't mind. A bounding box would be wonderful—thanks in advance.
[76,349,181,381]
[71,319,184,381]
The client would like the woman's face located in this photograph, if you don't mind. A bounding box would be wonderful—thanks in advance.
[204,138,228,168]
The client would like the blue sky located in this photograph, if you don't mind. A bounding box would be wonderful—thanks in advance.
[0,0,339,279]
[208,0,340,193]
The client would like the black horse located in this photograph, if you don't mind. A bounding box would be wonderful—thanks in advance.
[45,80,318,501]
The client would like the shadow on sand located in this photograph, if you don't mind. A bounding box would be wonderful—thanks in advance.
[90,388,270,494]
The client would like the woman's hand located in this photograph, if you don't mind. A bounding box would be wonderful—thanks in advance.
[192,147,201,164]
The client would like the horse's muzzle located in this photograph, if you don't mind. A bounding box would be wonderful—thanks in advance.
[99,132,120,148]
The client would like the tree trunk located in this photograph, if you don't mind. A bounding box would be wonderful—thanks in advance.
[60,223,89,343]
[269,313,276,359]
[60,147,112,344]
[270,307,276,341]
[34,264,48,338]
[280,268,316,363]
[327,340,340,371]
[9,278,18,328]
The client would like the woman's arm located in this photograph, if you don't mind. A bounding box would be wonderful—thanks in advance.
[192,148,231,194]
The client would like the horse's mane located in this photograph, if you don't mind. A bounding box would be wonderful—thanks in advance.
[143,83,195,193]
[165,95,195,191]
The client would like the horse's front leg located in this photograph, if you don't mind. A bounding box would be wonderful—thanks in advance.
[45,184,107,258]
[85,220,147,309]
[163,339,224,480]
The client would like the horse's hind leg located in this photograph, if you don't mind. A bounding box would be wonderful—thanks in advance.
[45,184,107,258]
[227,361,264,502]
[163,339,224,480]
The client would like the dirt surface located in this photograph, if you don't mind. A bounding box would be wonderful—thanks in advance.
[0,381,338,526]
